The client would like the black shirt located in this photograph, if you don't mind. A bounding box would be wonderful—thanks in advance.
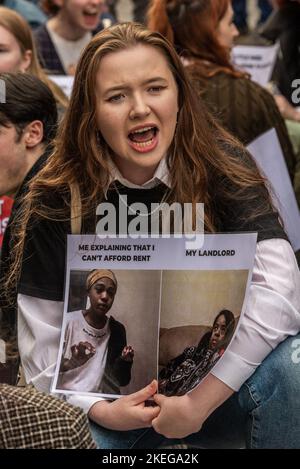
[18,180,288,303]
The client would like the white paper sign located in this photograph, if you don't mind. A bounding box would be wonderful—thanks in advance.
[232,43,279,87]
[247,128,300,251]
[51,234,257,399]
[48,75,74,98]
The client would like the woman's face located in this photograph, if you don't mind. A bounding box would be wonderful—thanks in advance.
[95,44,179,185]
[216,2,239,51]
[58,0,105,33]
[209,314,227,349]
[88,277,116,316]
[0,25,31,72]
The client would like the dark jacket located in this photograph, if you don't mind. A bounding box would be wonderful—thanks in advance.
[260,3,300,106]
[187,68,297,195]
[34,25,65,75]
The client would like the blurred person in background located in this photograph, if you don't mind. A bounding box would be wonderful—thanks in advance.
[260,0,300,199]
[35,0,109,75]
[0,6,67,255]
[260,0,300,117]
[0,7,68,110]
[148,0,298,205]
[232,0,273,35]
[0,73,58,385]
[107,0,149,23]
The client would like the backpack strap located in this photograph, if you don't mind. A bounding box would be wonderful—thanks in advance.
[69,182,82,235]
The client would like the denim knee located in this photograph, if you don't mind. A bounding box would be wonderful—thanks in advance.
[237,334,300,448]
[239,334,300,409]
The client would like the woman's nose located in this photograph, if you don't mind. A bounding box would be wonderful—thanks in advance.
[232,23,240,39]
[129,95,151,120]
[100,291,108,302]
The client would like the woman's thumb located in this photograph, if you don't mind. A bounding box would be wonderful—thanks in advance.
[129,380,157,404]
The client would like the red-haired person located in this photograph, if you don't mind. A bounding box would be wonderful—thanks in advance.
[148,0,298,205]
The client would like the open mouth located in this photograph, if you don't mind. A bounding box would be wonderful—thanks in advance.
[82,10,99,24]
[128,126,159,152]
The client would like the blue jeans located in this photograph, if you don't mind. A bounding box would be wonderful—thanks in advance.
[90,334,300,449]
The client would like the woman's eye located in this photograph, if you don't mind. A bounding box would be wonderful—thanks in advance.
[108,94,124,103]
[148,86,164,93]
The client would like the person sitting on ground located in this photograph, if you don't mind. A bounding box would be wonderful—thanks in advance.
[4,23,300,449]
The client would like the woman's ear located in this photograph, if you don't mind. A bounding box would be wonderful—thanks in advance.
[20,50,32,72]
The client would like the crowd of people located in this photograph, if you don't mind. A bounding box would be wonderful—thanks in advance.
[0,0,300,450]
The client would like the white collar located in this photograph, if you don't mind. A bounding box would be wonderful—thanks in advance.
[104,158,171,197]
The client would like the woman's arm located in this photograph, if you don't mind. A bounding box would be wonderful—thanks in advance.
[212,238,300,390]
[88,380,160,431]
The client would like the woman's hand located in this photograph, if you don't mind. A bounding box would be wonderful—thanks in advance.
[152,393,206,438]
[60,341,95,371]
[121,345,135,362]
[88,380,160,431]
[152,374,234,439]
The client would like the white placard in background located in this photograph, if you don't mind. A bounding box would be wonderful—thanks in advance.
[232,43,279,87]
[49,75,74,98]
[247,128,300,251]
